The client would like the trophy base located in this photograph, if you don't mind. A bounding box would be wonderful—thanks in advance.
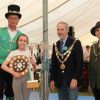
[27,80,39,89]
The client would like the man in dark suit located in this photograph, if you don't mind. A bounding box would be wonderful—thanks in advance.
[50,21,83,100]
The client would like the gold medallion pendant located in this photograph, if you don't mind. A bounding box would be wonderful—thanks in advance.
[60,63,65,70]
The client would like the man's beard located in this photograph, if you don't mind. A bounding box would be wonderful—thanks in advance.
[58,35,64,40]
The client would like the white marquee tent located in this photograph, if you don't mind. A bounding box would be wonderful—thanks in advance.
[0,0,99,46]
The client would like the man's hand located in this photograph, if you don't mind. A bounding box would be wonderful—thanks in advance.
[70,79,77,89]
[50,81,55,91]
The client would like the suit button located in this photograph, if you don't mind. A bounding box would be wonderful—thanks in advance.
[62,71,64,73]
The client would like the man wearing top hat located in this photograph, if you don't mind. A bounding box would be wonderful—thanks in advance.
[0,4,23,100]
[89,21,100,100]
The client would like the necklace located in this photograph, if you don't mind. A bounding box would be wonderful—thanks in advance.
[93,43,100,61]
[55,39,77,72]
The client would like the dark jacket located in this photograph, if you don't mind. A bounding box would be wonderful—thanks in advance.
[50,36,83,88]
[89,42,100,89]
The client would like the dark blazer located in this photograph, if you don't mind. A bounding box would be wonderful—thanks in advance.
[89,42,100,89]
[50,36,83,88]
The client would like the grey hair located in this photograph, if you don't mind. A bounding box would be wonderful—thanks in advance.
[57,21,69,31]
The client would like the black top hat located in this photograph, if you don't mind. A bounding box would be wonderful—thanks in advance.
[5,4,22,19]
[90,21,100,36]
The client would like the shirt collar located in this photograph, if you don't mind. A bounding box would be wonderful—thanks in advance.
[60,35,68,45]
[7,27,17,32]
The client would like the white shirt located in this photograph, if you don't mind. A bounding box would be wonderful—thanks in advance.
[60,35,68,50]
[5,49,36,62]
[7,28,17,40]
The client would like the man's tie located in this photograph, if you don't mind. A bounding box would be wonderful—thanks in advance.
[60,41,64,53]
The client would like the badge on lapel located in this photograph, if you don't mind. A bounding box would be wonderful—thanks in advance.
[63,46,68,51]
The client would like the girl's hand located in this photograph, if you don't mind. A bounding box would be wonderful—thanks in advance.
[12,71,21,78]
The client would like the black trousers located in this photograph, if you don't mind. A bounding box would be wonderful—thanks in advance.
[0,64,14,99]
[93,88,100,100]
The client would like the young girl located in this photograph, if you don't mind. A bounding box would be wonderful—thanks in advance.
[1,34,37,100]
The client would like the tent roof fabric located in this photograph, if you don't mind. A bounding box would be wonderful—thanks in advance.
[0,0,99,46]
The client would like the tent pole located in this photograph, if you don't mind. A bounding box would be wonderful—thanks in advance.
[42,0,49,100]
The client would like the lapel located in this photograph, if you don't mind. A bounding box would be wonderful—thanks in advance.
[56,36,74,53]
[94,43,98,54]
[5,28,11,40]
[56,40,61,52]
